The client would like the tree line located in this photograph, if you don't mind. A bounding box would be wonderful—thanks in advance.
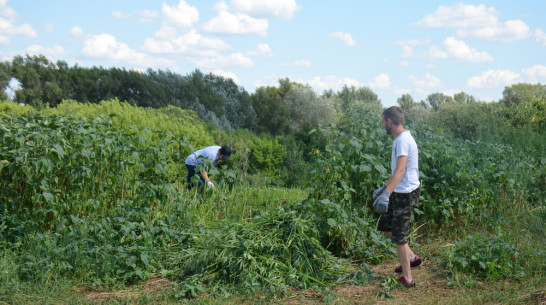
[1,54,544,144]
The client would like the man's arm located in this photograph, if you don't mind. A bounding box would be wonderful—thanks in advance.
[385,155,407,194]
[201,170,210,184]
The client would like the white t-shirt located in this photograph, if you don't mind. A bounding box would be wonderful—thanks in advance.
[391,130,420,193]
[185,146,220,166]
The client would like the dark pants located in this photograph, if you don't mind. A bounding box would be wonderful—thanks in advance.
[377,187,421,245]
[186,164,204,189]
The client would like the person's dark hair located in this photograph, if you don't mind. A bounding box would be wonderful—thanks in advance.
[382,106,405,126]
[219,146,232,159]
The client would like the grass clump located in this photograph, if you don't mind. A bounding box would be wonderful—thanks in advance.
[443,232,524,287]
[162,207,351,299]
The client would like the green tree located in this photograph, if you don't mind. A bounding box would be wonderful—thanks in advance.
[146,69,181,106]
[397,93,415,112]
[0,61,12,100]
[337,85,382,116]
[454,91,478,104]
[284,86,334,131]
[500,83,546,107]
[251,86,290,135]
[426,92,453,111]
[12,54,58,106]
[179,70,228,128]
[204,73,257,130]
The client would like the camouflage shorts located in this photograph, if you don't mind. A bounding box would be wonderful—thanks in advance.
[377,188,421,245]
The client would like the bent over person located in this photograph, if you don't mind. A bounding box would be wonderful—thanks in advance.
[372,106,422,288]
[185,145,231,189]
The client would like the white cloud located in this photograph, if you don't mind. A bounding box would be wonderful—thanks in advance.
[409,73,443,92]
[83,34,145,60]
[0,0,35,43]
[328,32,356,47]
[213,1,230,11]
[141,38,176,53]
[467,69,520,88]
[0,0,16,18]
[112,9,158,23]
[175,30,231,50]
[203,10,268,36]
[70,26,84,37]
[424,45,448,59]
[422,38,492,62]
[192,52,254,68]
[27,44,65,56]
[209,69,240,83]
[230,0,300,19]
[162,0,199,29]
[414,3,531,43]
[521,65,546,83]
[43,23,54,32]
[394,87,412,96]
[400,45,414,58]
[394,39,429,46]
[112,11,129,19]
[425,64,436,69]
[82,33,175,68]
[252,77,278,89]
[368,73,391,89]
[443,37,493,62]
[142,29,231,54]
[457,19,531,42]
[246,43,274,57]
[154,24,178,40]
[0,17,37,39]
[535,29,546,47]
[304,75,361,92]
[281,59,311,67]
[413,3,498,29]
[137,10,159,22]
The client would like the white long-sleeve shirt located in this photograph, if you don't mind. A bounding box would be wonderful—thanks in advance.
[185,146,220,166]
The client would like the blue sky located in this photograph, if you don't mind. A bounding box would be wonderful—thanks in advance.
[1,0,545,107]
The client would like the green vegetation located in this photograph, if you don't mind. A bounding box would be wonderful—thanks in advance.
[0,55,544,303]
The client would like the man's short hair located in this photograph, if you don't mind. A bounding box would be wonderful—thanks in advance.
[382,106,405,126]
[220,146,231,160]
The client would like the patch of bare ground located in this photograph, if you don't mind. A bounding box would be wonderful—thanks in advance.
[85,277,171,303]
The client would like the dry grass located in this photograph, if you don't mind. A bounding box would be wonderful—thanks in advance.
[85,278,171,303]
[82,242,545,305]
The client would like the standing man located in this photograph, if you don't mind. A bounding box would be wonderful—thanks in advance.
[373,106,422,288]
[185,145,231,189]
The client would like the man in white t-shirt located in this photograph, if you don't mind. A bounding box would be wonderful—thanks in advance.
[372,106,422,288]
[185,145,231,189]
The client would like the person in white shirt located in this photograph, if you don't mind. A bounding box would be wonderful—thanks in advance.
[372,106,422,288]
[185,145,231,189]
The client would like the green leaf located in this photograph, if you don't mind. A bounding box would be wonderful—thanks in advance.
[53,144,65,158]
[359,164,372,172]
[42,192,54,203]
[374,164,387,175]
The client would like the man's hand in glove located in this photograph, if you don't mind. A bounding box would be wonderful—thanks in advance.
[373,191,390,213]
[206,181,215,189]
[372,185,386,199]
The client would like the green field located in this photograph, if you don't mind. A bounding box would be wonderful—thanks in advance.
[0,99,544,304]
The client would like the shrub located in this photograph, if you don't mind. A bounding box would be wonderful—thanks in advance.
[443,233,523,282]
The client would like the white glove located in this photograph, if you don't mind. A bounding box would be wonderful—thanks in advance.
[206,181,215,188]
